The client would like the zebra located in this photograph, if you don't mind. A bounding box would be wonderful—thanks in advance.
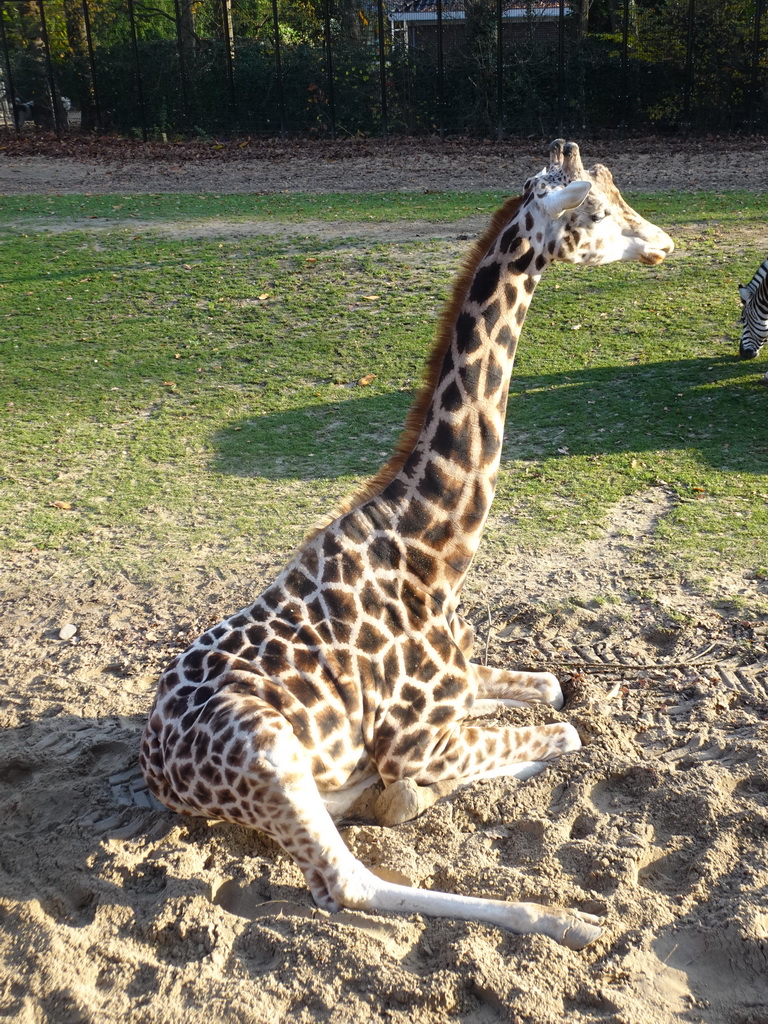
[738,256,768,360]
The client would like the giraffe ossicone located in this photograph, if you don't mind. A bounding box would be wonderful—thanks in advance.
[141,140,673,950]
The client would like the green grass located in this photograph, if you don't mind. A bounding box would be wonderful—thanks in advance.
[1,189,766,598]
[0,188,764,228]
[0,190,501,226]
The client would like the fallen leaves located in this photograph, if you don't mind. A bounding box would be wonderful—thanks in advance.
[358,374,376,387]
[50,500,73,510]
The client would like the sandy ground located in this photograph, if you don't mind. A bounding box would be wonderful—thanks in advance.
[1,139,768,1024]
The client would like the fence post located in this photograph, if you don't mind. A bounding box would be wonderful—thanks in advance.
[748,0,765,130]
[270,0,286,136]
[81,0,103,131]
[376,0,388,139]
[220,0,236,119]
[126,0,148,140]
[557,0,565,135]
[172,0,191,126]
[0,6,19,134]
[683,0,695,132]
[619,0,629,133]
[321,0,336,138]
[436,0,445,139]
[38,0,62,135]
[496,0,503,140]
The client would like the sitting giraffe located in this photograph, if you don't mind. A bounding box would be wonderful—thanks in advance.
[141,140,673,950]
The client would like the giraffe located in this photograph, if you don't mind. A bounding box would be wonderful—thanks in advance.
[140,140,673,950]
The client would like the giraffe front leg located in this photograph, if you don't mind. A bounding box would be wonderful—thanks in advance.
[268,764,602,950]
[291,786,603,950]
[373,756,558,826]
[471,663,564,711]
[373,711,581,825]
[150,711,600,948]
[374,776,457,826]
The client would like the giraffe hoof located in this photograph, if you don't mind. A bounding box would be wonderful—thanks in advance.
[559,911,603,950]
[374,779,423,826]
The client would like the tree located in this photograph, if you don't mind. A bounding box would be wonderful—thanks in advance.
[62,0,96,128]
[18,0,44,54]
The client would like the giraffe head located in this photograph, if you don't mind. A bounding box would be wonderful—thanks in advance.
[523,139,674,268]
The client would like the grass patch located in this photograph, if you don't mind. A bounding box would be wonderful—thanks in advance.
[0,188,764,229]
[0,191,505,227]
[1,190,766,596]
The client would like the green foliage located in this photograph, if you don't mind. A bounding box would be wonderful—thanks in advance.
[634,0,766,128]
[2,0,767,136]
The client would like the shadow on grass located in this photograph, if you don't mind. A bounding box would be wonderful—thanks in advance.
[211,355,767,480]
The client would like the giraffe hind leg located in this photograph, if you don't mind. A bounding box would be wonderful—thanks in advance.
[143,703,366,912]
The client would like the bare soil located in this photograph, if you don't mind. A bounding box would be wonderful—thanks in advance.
[2,140,768,1024]
[1,134,767,193]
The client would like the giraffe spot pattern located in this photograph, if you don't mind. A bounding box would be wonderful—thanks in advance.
[496,325,514,351]
[458,360,483,396]
[455,310,482,354]
[468,260,501,306]
[440,379,462,413]
[512,248,535,274]
[500,223,521,252]
[482,300,501,333]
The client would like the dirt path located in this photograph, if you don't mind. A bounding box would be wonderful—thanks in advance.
[1,135,767,194]
[2,141,768,1024]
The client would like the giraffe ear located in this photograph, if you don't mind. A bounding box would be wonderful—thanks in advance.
[539,180,592,219]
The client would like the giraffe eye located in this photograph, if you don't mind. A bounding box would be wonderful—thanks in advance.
[591,210,610,222]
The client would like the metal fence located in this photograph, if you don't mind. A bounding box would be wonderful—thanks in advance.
[1,0,767,140]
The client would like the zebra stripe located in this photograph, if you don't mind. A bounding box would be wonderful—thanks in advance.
[739,256,768,359]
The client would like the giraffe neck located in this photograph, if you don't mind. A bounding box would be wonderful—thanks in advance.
[379,197,551,600]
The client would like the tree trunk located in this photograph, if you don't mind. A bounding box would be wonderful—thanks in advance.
[577,0,590,39]
[18,1,44,54]
[608,0,620,34]
[62,0,95,129]
[179,0,196,59]
[335,0,366,45]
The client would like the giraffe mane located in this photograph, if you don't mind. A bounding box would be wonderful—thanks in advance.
[305,194,524,539]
